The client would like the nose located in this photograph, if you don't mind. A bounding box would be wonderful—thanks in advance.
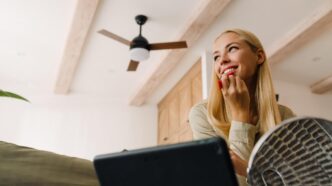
[218,53,230,66]
[215,53,230,76]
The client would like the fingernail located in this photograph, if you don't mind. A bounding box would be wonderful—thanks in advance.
[218,80,223,89]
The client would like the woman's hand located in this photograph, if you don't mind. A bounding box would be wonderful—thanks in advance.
[229,150,248,177]
[220,74,250,123]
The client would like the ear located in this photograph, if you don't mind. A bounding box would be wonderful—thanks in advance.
[256,49,265,65]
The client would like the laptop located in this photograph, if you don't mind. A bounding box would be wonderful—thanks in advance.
[93,137,238,186]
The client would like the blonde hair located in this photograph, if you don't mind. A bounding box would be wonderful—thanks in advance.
[207,28,281,137]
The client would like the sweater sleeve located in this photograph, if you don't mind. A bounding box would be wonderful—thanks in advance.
[189,103,256,161]
[228,121,256,186]
[228,104,296,161]
[189,103,218,140]
[228,121,256,161]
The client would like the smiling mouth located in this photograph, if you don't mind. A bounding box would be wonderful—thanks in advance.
[222,66,238,76]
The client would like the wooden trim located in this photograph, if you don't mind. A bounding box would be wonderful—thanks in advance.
[267,1,332,65]
[129,0,231,106]
[54,0,100,94]
[310,75,332,94]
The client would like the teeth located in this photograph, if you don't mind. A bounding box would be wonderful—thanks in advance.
[223,68,236,75]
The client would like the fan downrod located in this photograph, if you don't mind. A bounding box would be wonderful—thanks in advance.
[135,15,147,26]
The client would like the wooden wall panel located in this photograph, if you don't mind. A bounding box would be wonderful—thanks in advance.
[179,84,192,128]
[158,59,202,145]
[158,108,169,145]
[191,69,202,106]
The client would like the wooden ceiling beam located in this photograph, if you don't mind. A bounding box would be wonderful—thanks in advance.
[311,75,332,94]
[267,1,332,65]
[54,0,100,94]
[129,0,231,106]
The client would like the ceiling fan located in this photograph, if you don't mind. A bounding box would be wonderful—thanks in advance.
[98,15,188,71]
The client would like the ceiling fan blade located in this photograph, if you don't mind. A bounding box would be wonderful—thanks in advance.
[149,41,187,50]
[98,29,131,46]
[127,60,139,71]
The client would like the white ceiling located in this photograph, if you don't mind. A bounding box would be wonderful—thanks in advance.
[72,0,200,101]
[1,0,331,105]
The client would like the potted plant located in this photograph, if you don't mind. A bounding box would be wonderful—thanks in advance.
[0,89,29,102]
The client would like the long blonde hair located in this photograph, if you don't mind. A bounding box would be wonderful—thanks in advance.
[207,29,281,137]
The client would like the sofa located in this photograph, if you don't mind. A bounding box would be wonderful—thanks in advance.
[0,141,99,186]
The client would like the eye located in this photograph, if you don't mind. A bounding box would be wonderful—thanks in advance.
[214,55,220,62]
[228,46,238,52]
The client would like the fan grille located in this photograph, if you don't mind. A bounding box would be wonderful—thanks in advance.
[248,117,332,185]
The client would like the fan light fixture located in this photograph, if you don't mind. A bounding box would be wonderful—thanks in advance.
[130,48,149,61]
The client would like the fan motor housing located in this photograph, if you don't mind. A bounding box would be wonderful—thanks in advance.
[130,35,149,50]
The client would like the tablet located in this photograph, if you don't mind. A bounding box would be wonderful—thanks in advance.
[93,137,238,186]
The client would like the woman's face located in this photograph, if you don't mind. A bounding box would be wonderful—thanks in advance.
[213,32,264,83]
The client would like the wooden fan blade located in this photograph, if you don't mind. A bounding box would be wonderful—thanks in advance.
[98,29,131,46]
[127,60,139,71]
[149,41,187,50]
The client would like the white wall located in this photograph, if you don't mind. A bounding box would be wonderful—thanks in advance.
[0,95,157,160]
[274,80,332,121]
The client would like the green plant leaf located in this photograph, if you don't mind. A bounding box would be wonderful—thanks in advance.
[0,89,29,102]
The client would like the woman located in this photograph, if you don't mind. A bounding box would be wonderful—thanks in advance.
[189,29,295,185]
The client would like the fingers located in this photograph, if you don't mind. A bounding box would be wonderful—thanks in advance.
[228,75,236,90]
[220,74,229,91]
[220,74,236,92]
[220,74,251,123]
